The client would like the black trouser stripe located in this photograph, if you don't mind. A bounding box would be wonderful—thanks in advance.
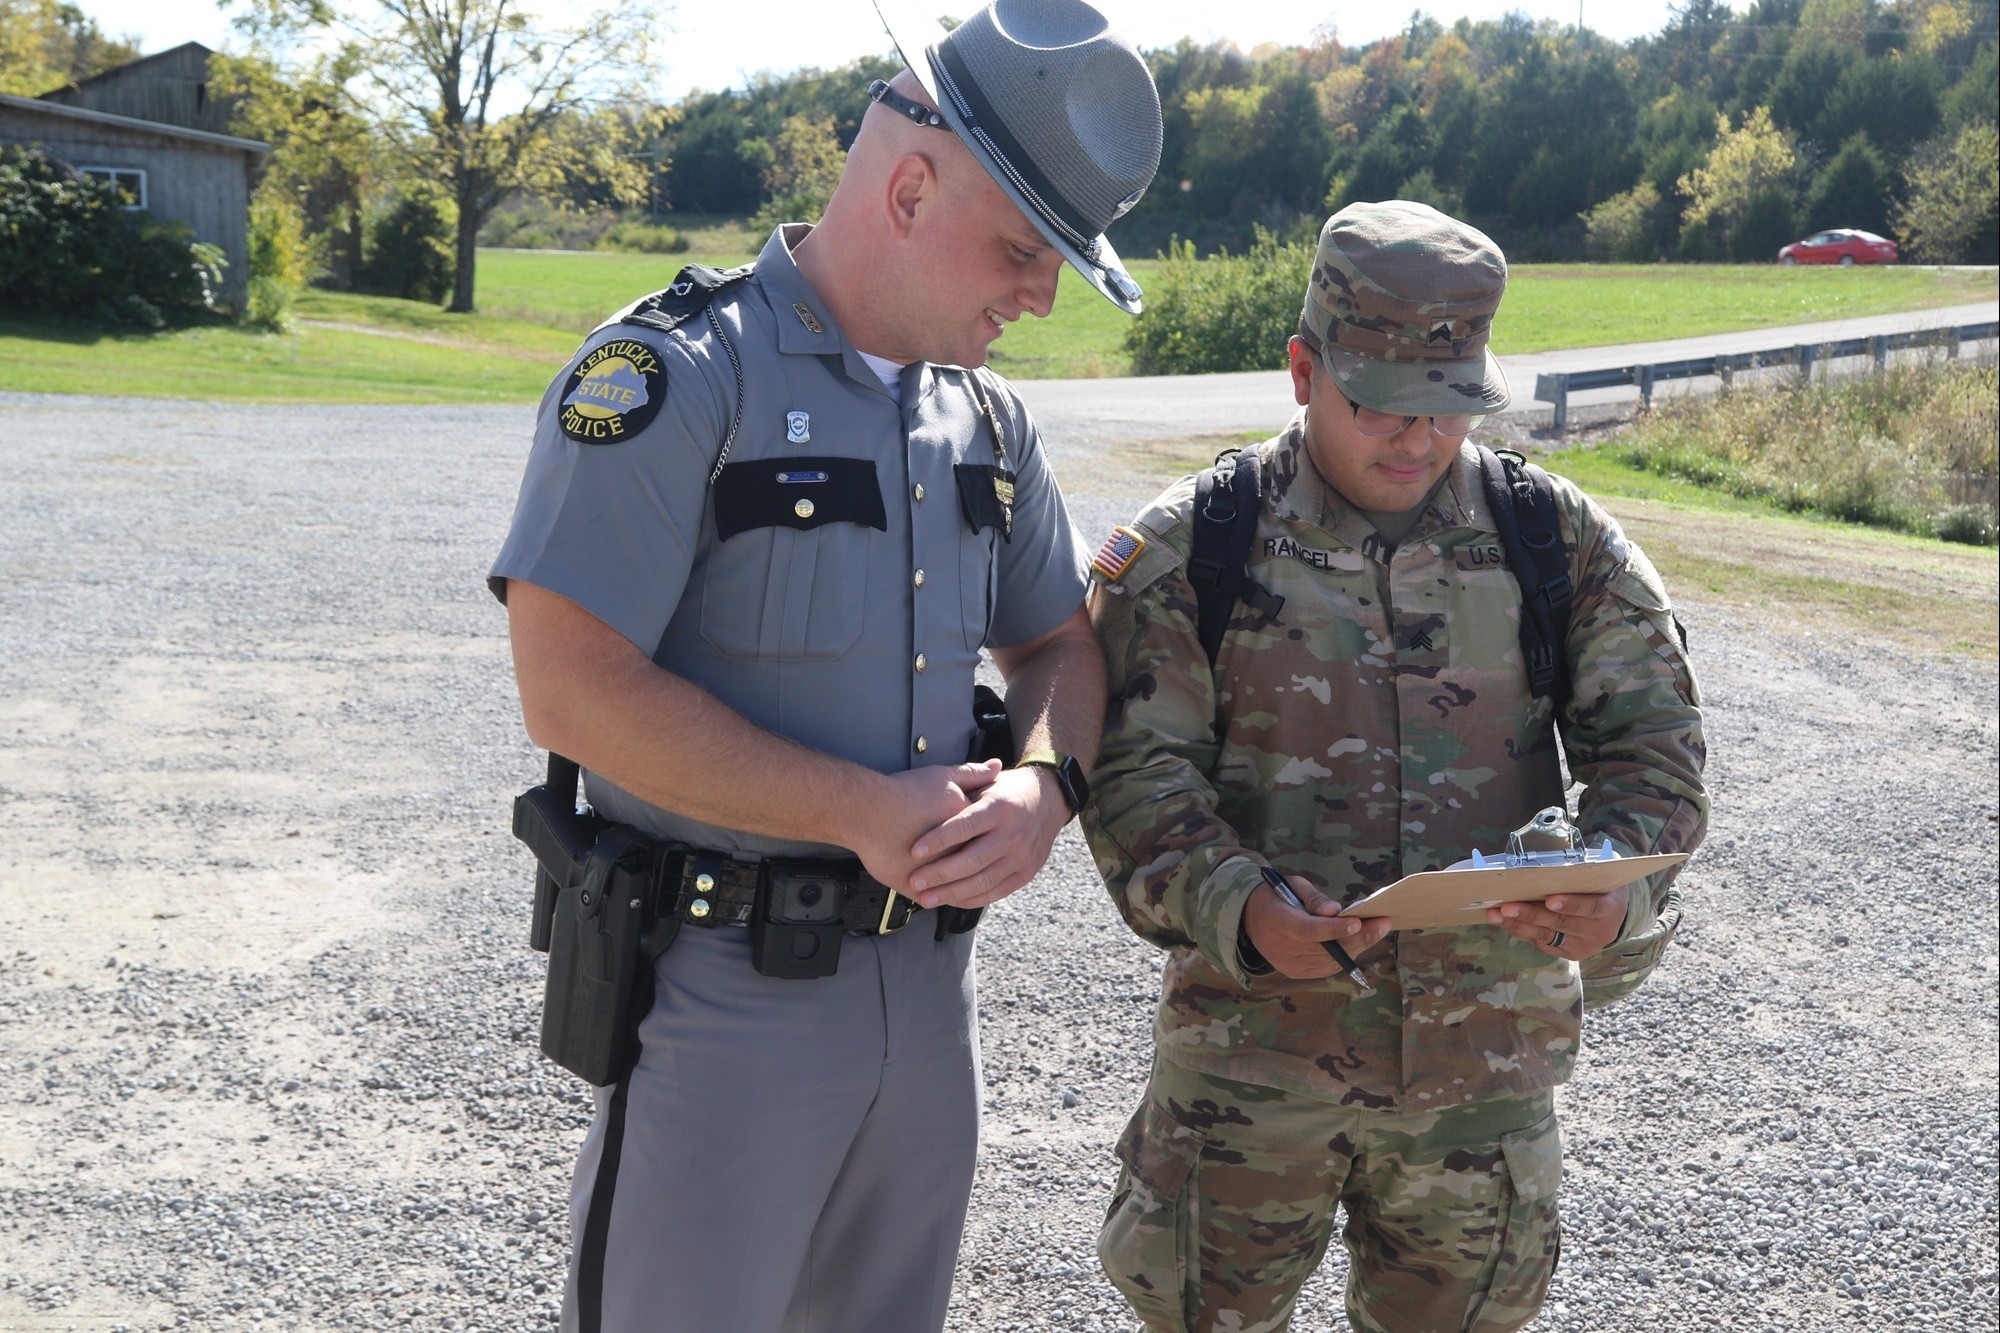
[577,1067,634,1333]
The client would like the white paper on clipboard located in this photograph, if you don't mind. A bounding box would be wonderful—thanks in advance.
[1338,849,1689,930]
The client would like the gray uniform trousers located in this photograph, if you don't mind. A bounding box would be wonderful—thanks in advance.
[561,914,981,1333]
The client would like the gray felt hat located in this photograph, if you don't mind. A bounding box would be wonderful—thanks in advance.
[872,0,1163,313]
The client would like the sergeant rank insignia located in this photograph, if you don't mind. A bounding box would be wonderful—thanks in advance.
[559,338,666,444]
[1092,525,1147,581]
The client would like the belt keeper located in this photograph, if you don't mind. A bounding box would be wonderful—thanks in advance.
[686,855,722,925]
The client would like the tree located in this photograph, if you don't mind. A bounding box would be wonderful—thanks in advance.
[1679,106,1801,237]
[1894,120,2000,261]
[752,113,844,232]
[242,0,656,312]
[211,49,379,288]
[0,0,138,95]
[1804,131,1894,233]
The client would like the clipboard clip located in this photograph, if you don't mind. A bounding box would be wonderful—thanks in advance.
[1469,807,1618,870]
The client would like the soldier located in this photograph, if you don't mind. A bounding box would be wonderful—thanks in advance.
[489,3,1160,1330]
[1082,201,1708,1333]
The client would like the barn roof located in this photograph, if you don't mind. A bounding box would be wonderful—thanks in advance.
[0,91,268,155]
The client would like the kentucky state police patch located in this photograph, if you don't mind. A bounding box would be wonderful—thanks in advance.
[559,338,666,443]
[1092,525,1147,581]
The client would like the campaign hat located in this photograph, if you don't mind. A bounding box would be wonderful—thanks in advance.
[1301,200,1513,415]
[873,0,1163,313]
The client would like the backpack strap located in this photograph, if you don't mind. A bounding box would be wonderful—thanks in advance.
[1476,445,1574,708]
[1187,450,1285,668]
[621,264,756,483]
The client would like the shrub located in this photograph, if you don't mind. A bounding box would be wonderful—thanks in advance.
[1895,121,2000,263]
[362,182,456,303]
[1125,229,1313,376]
[595,217,689,254]
[1613,357,1998,542]
[1932,504,1998,546]
[1729,186,1798,262]
[244,190,315,331]
[1582,182,1663,262]
[0,143,225,327]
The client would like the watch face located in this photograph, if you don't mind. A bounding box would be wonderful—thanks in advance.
[1057,756,1090,812]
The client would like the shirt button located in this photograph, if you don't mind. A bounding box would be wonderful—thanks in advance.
[913,568,926,588]
[915,736,929,754]
[914,483,926,501]
[914,653,927,673]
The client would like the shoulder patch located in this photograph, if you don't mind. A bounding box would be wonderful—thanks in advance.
[1091,525,1148,581]
[560,338,666,444]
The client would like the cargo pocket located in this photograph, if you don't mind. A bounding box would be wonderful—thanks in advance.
[1098,1098,1202,1333]
[1472,1112,1564,1331]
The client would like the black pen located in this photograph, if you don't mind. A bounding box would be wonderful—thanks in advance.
[1259,865,1374,994]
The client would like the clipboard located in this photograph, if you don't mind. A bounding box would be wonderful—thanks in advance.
[1338,851,1688,930]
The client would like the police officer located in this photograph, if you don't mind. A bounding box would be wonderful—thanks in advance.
[488,3,1160,1330]
[1081,202,1708,1332]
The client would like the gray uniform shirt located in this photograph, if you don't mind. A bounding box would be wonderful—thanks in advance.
[491,225,1089,857]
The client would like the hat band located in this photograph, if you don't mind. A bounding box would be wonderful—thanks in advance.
[933,42,1101,256]
[1328,318,1490,362]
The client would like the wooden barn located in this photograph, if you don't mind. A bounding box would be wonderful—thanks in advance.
[0,44,266,306]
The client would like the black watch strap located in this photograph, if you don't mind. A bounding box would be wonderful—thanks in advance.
[1018,750,1089,816]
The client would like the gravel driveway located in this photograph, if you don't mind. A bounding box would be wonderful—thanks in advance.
[1,393,1994,1333]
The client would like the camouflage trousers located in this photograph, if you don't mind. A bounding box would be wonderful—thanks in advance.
[1098,1058,1562,1333]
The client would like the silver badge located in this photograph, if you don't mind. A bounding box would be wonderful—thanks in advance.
[786,411,811,444]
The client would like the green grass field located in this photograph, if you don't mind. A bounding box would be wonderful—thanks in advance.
[0,256,1990,403]
[1544,443,1998,660]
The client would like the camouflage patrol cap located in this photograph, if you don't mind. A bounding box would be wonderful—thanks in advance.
[1301,200,1511,416]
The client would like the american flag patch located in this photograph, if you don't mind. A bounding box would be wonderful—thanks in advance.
[1092,525,1148,581]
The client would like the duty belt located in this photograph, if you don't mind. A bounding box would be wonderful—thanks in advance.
[665,850,918,936]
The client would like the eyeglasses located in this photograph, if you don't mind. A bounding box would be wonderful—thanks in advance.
[1335,385,1485,441]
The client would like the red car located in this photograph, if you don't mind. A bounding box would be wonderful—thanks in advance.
[1778,229,1900,265]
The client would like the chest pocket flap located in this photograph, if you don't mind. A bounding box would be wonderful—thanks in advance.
[714,456,887,541]
[954,464,1015,542]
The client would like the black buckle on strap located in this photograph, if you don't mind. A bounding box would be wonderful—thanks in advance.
[868,79,948,130]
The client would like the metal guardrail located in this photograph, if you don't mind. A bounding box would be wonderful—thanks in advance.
[1534,319,2000,431]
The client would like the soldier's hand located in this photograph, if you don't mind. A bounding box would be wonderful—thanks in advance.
[1487,884,1628,959]
[849,761,1002,896]
[904,764,1073,910]
[1242,875,1394,981]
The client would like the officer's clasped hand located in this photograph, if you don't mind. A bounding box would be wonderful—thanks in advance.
[905,762,1072,911]
[1243,875,1395,981]
[1487,884,1628,960]
[847,760,1003,899]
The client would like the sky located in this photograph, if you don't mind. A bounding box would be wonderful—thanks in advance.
[83,0,1684,101]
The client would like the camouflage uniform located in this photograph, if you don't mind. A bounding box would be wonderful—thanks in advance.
[1082,413,1707,1331]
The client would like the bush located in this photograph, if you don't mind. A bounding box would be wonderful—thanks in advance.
[0,143,225,327]
[244,190,315,331]
[1895,121,2000,264]
[1125,229,1313,376]
[1614,357,1998,542]
[1582,182,1663,262]
[595,217,688,254]
[1729,187,1797,262]
[362,182,456,303]
[1932,504,1998,547]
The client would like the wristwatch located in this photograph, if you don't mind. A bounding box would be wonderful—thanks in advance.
[1016,749,1090,818]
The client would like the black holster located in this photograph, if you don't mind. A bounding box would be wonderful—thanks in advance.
[514,755,678,1086]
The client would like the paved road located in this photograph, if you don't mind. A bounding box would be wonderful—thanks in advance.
[1014,299,2000,444]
